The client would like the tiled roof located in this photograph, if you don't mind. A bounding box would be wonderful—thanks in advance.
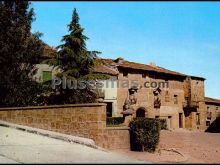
[100,58,194,78]
[42,45,57,58]
[205,97,220,105]
[94,57,205,80]
[120,60,187,77]
[93,63,119,75]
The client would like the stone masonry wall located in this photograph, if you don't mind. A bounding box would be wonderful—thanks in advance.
[101,127,130,149]
[117,69,186,129]
[205,103,220,129]
[0,104,130,149]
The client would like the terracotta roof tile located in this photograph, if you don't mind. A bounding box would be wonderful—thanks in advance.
[93,64,119,75]
[101,58,187,77]
[42,45,57,58]
[94,58,205,80]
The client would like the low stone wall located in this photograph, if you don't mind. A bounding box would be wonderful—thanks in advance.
[0,104,130,149]
[103,127,130,149]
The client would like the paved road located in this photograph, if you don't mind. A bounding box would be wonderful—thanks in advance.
[0,126,149,164]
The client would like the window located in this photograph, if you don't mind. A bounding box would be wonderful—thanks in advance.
[42,71,52,82]
[206,121,211,127]
[165,91,170,102]
[207,106,212,120]
[165,80,169,89]
[123,71,128,77]
[174,95,178,104]
[196,113,200,125]
[185,97,189,103]
[207,112,212,120]
[179,113,183,128]
[216,107,219,111]
[142,73,147,78]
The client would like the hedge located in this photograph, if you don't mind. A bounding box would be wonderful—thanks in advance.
[129,117,161,152]
[106,117,124,126]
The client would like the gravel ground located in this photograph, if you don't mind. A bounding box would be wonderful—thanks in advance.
[112,129,220,163]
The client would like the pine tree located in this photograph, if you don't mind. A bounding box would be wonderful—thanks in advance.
[57,8,97,79]
[45,8,109,104]
[42,8,111,104]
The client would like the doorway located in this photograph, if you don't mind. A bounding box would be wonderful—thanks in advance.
[136,108,146,117]
[167,116,172,129]
[179,113,183,128]
[106,102,113,117]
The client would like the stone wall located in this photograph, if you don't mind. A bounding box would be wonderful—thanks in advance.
[102,127,130,149]
[205,103,220,129]
[116,69,186,129]
[114,69,212,130]
[190,78,205,103]
[0,104,130,149]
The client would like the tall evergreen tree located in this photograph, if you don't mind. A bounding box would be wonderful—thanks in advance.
[57,8,97,79]
[43,8,110,104]
[0,1,44,107]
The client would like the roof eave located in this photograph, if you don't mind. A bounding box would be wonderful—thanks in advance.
[189,76,206,81]
[118,66,187,78]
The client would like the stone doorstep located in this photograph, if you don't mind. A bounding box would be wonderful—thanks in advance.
[0,120,99,149]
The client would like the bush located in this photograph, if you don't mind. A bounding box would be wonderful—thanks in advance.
[129,118,160,152]
[159,119,167,130]
[106,117,124,126]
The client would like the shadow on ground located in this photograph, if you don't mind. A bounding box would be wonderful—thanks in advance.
[205,117,220,133]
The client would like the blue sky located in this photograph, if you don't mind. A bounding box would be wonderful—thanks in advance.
[31,2,220,99]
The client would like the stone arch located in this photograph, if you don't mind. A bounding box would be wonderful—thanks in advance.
[136,107,146,117]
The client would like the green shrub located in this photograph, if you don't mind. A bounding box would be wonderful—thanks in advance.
[106,117,124,126]
[159,119,167,130]
[129,117,160,152]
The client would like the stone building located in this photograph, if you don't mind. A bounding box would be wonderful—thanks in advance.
[94,57,220,131]
[29,45,62,83]
[32,49,219,131]
[204,97,220,128]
